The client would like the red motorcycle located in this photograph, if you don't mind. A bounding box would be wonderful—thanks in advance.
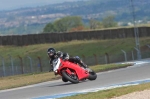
[52,58,97,83]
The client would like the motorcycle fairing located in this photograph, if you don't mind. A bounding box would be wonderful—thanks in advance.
[59,60,89,80]
[53,58,61,72]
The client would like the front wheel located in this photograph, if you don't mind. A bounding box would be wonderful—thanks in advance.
[88,70,97,80]
[62,77,68,82]
[61,70,79,84]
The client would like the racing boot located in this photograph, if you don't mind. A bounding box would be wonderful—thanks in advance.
[80,61,92,72]
[80,61,88,69]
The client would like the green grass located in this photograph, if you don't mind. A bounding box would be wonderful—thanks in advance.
[1,37,150,59]
[59,82,150,99]
[91,63,133,72]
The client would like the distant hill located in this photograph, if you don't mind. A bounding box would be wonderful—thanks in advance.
[0,0,149,35]
[0,0,85,11]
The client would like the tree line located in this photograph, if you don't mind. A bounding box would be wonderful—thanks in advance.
[43,15,118,33]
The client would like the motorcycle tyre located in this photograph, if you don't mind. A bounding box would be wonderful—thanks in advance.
[61,70,79,84]
[62,77,68,82]
[88,70,97,80]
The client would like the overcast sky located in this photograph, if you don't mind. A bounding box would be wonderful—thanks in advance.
[0,0,84,11]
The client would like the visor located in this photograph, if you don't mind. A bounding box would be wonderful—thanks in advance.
[48,52,54,56]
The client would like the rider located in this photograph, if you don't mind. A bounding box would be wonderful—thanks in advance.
[47,47,88,72]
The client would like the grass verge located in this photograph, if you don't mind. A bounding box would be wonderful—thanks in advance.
[0,63,132,90]
[59,83,150,99]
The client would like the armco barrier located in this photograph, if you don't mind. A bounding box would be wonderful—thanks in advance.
[0,27,150,46]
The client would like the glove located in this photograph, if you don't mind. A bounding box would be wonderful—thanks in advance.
[57,51,63,57]
[63,53,69,60]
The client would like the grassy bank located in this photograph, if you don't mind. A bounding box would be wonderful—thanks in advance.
[0,37,150,58]
[0,63,132,90]
[60,82,150,99]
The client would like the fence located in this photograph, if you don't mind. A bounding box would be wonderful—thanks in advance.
[1,50,150,77]
[0,27,150,46]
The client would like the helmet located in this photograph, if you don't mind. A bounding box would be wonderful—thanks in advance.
[47,48,56,57]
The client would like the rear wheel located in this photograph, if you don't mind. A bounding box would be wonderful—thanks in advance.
[61,70,79,84]
[88,70,97,80]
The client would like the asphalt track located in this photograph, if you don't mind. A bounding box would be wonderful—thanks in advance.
[0,60,150,99]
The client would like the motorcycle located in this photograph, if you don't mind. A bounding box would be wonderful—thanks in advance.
[52,57,97,83]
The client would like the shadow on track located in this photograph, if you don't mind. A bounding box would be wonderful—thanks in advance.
[47,80,89,87]
[47,83,73,87]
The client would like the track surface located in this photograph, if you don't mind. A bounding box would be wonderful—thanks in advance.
[0,61,150,99]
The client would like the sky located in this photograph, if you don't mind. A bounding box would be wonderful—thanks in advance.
[0,0,84,11]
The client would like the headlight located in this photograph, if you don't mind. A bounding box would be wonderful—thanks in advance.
[54,70,58,75]
[54,70,58,73]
